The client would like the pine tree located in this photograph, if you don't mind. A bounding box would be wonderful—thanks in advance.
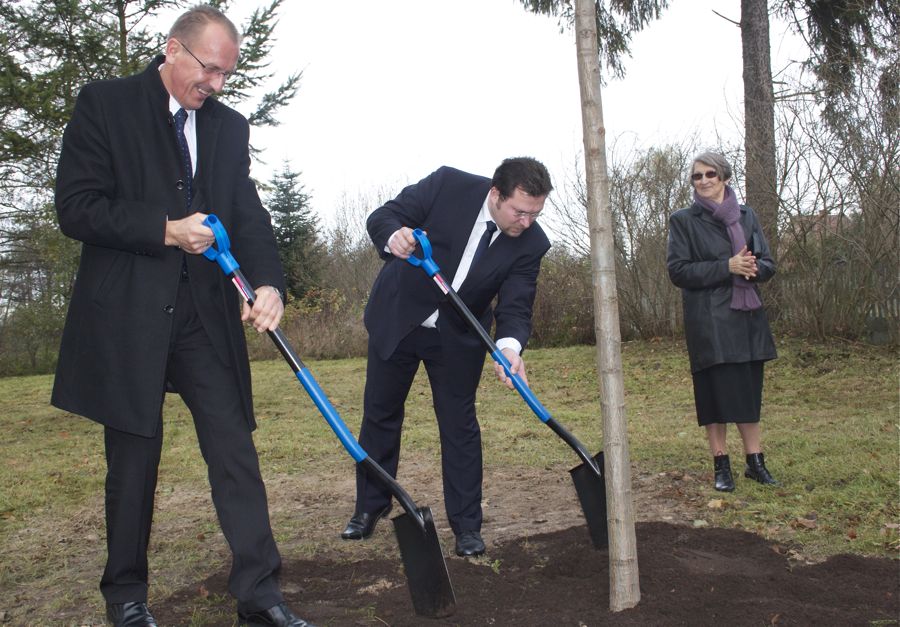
[0,0,300,374]
[267,162,321,300]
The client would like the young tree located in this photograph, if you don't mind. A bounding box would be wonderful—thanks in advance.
[520,0,669,612]
[267,162,321,299]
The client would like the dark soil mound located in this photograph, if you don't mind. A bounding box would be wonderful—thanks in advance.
[155,521,898,626]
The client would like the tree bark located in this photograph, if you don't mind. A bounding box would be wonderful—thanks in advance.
[741,0,779,254]
[574,0,640,612]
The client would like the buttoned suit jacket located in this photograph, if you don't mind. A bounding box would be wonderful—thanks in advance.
[364,166,551,363]
[52,56,285,437]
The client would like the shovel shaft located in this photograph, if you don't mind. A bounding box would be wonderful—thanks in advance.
[204,219,454,615]
[441,277,601,477]
[360,457,426,533]
[226,268,367,460]
[428,268,601,479]
[222,266,428,529]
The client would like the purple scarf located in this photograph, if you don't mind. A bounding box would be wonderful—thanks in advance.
[693,186,762,311]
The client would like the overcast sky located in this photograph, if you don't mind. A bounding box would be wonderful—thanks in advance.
[163,1,807,230]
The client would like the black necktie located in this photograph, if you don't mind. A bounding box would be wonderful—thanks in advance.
[471,220,497,267]
[173,108,193,209]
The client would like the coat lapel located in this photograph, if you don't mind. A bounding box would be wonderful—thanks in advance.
[194,103,221,213]
[141,56,189,218]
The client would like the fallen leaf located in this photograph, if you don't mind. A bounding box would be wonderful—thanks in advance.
[693,519,709,528]
[707,499,725,510]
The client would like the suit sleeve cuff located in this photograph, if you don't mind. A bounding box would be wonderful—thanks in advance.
[495,337,522,355]
[385,229,402,254]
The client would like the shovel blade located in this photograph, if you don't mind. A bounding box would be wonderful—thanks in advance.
[570,450,608,549]
[392,507,456,618]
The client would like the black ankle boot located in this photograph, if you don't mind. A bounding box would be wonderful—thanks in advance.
[713,454,735,492]
[745,452,778,485]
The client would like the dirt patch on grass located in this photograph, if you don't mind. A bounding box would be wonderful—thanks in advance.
[157,522,898,626]
[8,454,895,626]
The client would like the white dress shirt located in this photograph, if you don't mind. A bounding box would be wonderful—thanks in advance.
[389,193,522,355]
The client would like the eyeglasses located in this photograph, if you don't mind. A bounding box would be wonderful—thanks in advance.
[177,39,235,80]
[511,209,542,220]
[691,170,719,182]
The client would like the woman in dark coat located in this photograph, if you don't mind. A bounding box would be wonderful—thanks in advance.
[667,151,778,492]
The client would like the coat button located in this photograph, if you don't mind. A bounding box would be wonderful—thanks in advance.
[164,305,175,314]
[175,179,185,190]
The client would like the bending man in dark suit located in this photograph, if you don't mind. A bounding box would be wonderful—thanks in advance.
[341,158,553,557]
[53,6,313,627]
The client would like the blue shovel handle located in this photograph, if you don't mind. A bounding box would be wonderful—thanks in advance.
[200,214,367,461]
[405,228,601,476]
[202,214,240,275]
[407,229,440,277]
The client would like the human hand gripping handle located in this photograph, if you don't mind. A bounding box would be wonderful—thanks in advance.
[200,215,281,332]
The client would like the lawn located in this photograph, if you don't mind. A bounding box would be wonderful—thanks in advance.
[0,337,896,623]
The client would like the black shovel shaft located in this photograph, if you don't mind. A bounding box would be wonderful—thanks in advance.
[228,267,427,533]
[436,272,602,479]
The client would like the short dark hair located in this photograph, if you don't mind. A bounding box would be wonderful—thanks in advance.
[169,4,240,46]
[492,157,553,200]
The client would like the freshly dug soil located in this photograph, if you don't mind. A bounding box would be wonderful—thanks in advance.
[156,520,898,626]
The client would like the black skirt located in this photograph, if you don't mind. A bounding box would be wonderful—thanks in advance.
[691,361,764,426]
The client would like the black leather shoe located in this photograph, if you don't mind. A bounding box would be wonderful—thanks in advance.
[238,602,316,627]
[340,503,392,540]
[454,530,485,557]
[713,454,735,492]
[745,452,778,485]
[106,602,158,626]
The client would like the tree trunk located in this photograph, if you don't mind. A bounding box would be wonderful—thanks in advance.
[741,0,779,254]
[574,0,640,612]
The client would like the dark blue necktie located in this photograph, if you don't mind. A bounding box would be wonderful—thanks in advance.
[471,220,497,267]
[173,108,193,209]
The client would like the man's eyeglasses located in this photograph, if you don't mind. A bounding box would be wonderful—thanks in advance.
[691,170,719,182]
[512,209,542,220]
[177,39,235,80]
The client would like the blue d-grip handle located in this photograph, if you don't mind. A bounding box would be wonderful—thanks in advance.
[202,214,240,276]
[406,229,440,277]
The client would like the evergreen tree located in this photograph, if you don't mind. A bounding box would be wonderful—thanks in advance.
[0,0,300,374]
[267,162,321,299]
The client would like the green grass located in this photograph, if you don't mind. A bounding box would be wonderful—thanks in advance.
[0,337,897,620]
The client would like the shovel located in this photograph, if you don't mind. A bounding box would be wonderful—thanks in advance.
[202,215,455,618]
[405,228,608,549]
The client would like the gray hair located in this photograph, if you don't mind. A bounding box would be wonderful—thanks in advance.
[168,4,240,46]
[691,151,732,184]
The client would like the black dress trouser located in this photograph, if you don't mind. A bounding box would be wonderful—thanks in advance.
[100,275,283,614]
[356,325,486,534]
